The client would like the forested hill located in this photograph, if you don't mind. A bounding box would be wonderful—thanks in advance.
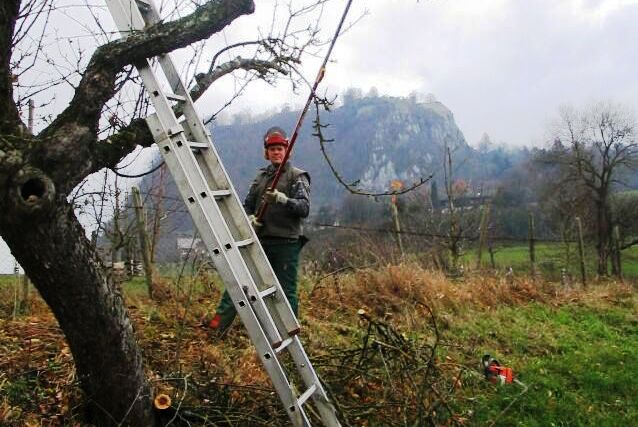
[139,93,527,243]
[210,94,474,208]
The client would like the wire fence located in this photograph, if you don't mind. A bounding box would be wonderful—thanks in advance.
[2,185,637,285]
[305,219,638,282]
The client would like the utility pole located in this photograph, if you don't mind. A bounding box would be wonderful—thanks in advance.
[132,187,155,298]
[576,217,587,287]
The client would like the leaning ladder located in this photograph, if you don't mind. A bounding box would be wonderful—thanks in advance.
[105,1,341,425]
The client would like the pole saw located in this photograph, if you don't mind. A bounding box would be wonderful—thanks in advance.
[255,0,354,223]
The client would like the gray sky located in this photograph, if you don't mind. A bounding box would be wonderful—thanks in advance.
[205,0,638,147]
[3,0,638,272]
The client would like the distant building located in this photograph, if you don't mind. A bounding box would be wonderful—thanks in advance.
[176,236,207,260]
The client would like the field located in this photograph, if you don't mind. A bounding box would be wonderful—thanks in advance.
[0,263,636,426]
[463,243,638,280]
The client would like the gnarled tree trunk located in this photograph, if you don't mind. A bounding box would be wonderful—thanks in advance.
[0,0,256,424]
[0,176,152,424]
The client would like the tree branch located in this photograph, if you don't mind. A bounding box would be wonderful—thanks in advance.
[43,0,254,137]
[30,0,254,189]
[190,56,287,101]
[94,53,285,180]
[0,0,22,134]
[92,119,155,173]
[621,238,638,250]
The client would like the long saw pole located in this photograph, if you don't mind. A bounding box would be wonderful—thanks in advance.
[256,0,354,222]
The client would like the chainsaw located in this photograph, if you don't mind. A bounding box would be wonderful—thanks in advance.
[482,354,526,387]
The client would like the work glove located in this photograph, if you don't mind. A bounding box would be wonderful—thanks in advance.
[248,214,263,231]
[264,189,288,205]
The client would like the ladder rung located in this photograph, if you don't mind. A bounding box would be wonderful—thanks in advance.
[188,141,209,149]
[274,337,293,353]
[167,125,183,136]
[165,92,187,103]
[259,286,277,298]
[296,384,317,408]
[235,238,255,248]
[210,189,231,198]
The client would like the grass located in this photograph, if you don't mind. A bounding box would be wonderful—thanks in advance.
[1,263,637,425]
[464,242,638,280]
[303,263,638,426]
[0,275,19,286]
[622,245,638,278]
[448,301,638,426]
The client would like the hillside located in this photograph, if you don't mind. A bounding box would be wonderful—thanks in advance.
[211,95,473,207]
[138,95,488,255]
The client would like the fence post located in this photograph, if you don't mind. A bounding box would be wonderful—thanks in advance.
[528,212,536,277]
[132,187,155,298]
[390,201,404,258]
[613,225,623,281]
[575,217,587,287]
[488,242,496,269]
[12,262,20,320]
[476,204,490,269]
[390,181,405,258]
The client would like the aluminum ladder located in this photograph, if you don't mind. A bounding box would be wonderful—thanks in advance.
[105,1,341,425]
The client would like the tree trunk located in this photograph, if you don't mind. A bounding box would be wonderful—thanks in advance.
[0,197,152,425]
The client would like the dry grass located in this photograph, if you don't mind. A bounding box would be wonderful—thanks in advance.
[1,264,634,425]
[306,261,633,319]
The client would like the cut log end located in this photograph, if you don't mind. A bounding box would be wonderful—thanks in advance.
[153,394,172,410]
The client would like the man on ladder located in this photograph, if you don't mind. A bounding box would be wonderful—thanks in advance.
[204,126,311,334]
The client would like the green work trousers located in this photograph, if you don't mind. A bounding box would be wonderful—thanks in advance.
[214,239,301,331]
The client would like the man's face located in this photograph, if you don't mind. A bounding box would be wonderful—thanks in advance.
[266,144,286,165]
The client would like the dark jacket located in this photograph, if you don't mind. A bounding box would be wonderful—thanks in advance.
[243,162,310,239]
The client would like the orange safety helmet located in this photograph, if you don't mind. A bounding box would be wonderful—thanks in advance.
[263,126,289,148]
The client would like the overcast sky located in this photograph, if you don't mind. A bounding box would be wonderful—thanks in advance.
[3,0,638,271]
[201,0,638,147]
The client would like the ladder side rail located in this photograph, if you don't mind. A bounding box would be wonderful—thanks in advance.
[134,0,189,95]
[287,337,341,426]
[107,1,339,424]
[108,0,296,344]
[144,112,285,346]
[112,0,301,336]
[150,127,311,426]
[188,144,301,335]
[106,0,146,37]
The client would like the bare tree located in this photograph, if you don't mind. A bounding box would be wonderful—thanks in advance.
[0,0,333,424]
[545,102,638,276]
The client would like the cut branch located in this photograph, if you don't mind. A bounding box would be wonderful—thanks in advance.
[93,118,155,174]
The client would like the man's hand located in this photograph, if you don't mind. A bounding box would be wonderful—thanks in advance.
[248,214,263,231]
[264,189,288,205]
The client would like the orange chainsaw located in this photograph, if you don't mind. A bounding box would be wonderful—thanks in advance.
[482,354,524,386]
